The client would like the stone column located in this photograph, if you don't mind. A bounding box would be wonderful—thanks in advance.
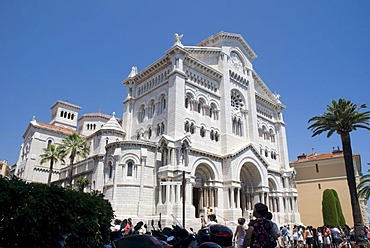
[237,188,240,208]
[166,183,170,204]
[176,185,181,203]
[159,183,162,204]
[230,187,235,208]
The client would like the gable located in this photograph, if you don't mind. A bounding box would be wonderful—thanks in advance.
[197,32,257,62]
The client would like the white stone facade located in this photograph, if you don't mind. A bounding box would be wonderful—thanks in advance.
[15,32,300,228]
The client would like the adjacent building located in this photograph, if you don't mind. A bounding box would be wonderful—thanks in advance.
[0,160,10,178]
[15,32,301,227]
[290,149,368,227]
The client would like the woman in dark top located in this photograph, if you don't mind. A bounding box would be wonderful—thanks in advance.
[243,203,278,248]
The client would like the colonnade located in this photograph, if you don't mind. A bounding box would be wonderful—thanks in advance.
[160,146,189,166]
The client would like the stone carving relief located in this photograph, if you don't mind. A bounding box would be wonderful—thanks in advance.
[230,52,243,72]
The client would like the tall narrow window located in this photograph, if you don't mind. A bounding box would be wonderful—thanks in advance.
[315,163,319,173]
[200,126,205,137]
[127,161,133,177]
[108,161,113,179]
[47,140,52,149]
[148,128,152,139]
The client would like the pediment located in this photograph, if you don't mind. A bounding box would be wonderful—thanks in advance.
[197,32,257,62]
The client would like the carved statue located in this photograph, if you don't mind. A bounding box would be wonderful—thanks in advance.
[174,33,183,46]
[128,66,138,78]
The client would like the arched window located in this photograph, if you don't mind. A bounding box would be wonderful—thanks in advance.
[185,95,189,109]
[159,94,166,114]
[190,123,195,134]
[127,161,133,177]
[68,113,71,119]
[200,126,205,137]
[262,126,268,140]
[215,132,219,142]
[156,124,161,136]
[138,105,145,123]
[210,103,217,119]
[184,121,190,132]
[148,127,152,139]
[47,140,52,148]
[270,129,275,143]
[198,98,205,115]
[108,161,113,179]
[161,122,165,134]
[71,114,74,120]
[210,130,215,140]
[60,111,64,117]
[148,100,155,118]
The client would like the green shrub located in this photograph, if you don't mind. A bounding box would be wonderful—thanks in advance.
[322,188,339,226]
[0,176,114,247]
[331,189,346,226]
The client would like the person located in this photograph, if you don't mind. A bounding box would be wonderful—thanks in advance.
[305,226,314,248]
[266,212,280,238]
[113,219,122,232]
[123,218,133,235]
[278,226,291,248]
[201,215,207,229]
[234,217,247,248]
[206,214,217,229]
[243,203,278,248]
[331,226,343,247]
[323,226,332,248]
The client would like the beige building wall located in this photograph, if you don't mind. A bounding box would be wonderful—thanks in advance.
[0,160,10,178]
[291,150,366,227]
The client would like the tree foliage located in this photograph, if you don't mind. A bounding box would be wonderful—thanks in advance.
[308,98,370,244]
[357,167,370,200]
[40,144,64,185]
[331,189,346,226]
[59,132,89,187]
[322,189,339,226]
[0,176,114,247]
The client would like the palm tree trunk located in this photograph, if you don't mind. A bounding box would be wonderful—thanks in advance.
[68,157,74,188]
[47,160,54,185]
[340,132,364,245]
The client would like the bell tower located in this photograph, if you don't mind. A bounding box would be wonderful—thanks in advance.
[49,100,81,130]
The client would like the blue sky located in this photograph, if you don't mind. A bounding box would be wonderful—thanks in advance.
[1,1,370,174]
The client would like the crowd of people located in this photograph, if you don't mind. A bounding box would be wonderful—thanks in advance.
[111,203,370,248]
[198,202,370,248]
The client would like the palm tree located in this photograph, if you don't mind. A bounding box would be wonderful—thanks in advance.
[358,166,370,200]
[40,144,63,185]
[308,98,370,245]
[59,133,89,188]
[76,177,90,192]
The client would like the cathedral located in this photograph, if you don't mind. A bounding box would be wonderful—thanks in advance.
[15,32,301,227]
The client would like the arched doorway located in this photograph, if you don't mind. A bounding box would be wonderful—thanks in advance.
[193,163,217,218]
[239,162,262,217]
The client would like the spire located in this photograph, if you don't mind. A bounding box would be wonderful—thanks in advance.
[100,113,125,133]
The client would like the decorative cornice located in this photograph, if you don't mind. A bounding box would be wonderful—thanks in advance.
[50,100,81,111]
[253,71,286,110]
[184,46,222,55]
[122,56,171,85]
[183,55,223,82]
